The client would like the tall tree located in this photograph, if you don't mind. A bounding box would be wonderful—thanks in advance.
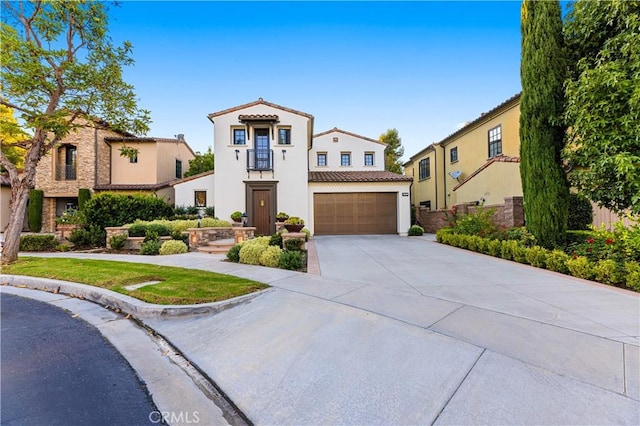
[0,1,150,264]
[0,105,28,169]
[184,146,215,177]
[563,0,640,215]
[520,0,569,248]
[379,128,404,174]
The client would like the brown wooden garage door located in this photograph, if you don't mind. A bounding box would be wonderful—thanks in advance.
[314,192,397,235]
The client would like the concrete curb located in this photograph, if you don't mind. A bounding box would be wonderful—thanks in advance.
[1,275,272,319]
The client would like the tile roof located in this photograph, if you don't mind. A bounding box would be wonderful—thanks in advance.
[170,170,214,186]
[313,127,386,145]
[208,98,314,119]
[453,155,520,191]
[238,114,279,121]
[94,181,176,191]
[308,170,413,183]
[103,136,197,157]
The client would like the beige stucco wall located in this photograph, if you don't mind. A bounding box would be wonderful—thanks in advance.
[110,142,159,185]
[405,144,446,211]
[308,181,412,236]
[453,162,522,206]
[211,104,311,223]
[156,140,195,182]
[310,130,386,171]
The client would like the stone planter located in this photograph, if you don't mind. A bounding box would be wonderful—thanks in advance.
[55,224,82,241]
[284,224,304,233]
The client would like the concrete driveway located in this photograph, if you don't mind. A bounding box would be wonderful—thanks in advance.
[142,235,639,425]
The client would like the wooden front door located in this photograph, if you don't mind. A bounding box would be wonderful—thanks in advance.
[252,189,271,235]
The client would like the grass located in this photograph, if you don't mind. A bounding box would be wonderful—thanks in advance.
[3,257,268,305]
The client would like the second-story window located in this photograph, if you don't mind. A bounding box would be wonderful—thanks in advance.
[233,128,246,145]
[419,158,430,180]
[56,144,77,181]
[488,125,502,158]
[317,152,327,166]
[130,153,138,163]
[364,152,374,166]
[278,128,291,145]
[175,159,182,179]
[341,152,351,166]
[450,147,458,163]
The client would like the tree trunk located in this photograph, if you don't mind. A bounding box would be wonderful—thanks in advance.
[2,183,30,264]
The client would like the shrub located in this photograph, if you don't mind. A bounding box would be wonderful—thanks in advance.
[284,216,304,225]
[501,240,519,261]
[204,206,215,217]
[185,205,199,215]
[625,262,640,292]
[56,243,71,252]
[565,230,594,246]
[84,193,174,230]
[78,188,91,211]
[127,223,148,237]
[506,227,536,247]
[140,239,161,255]
[68,225,106,248]
[109,234,128,251]
[513,244,529,264]
[457,235,469,249]
[226,244,242,262]
[276,212,289,221]
[19,234,57,251]
[568,193,593,230]
[55,208,86,225]
[301,228,311,241]
[284,238,305,251]
[171,230,189,246]
[28,189,43,232]
[173,205,187,216]
[279,250,304,270]
[239,243,267,265]
[269,232,283,247]
[546,250,570,274]
[451,205,497,237]
[525,246,548,268]
[260,245,282,267]
[145,223,171,237]
[467,235,480,251]
[159,240,188,255]
[477,237,490,254]
[487,239,502,256]
[593,259,624,285]
[408,225,424,236]
[566,256,595,280]
[231,211,243,222]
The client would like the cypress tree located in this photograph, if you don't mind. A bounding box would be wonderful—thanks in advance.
[28,189,43,233]
[78,188,91,211]
[520,0,569,249]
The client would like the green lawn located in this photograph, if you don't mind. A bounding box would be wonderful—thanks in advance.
[3,257,268,305]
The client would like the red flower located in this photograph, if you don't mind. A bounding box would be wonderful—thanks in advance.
[605,238,614,244]
[587,238,595,244]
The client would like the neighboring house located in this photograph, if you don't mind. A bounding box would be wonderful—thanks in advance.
[208,99,411,236]
[34,118,195,232]
[171,170,214,211]
[404,93,522,212]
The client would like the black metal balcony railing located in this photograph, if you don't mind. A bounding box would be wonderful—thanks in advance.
[247,149,273,171]
[56,164,77,181]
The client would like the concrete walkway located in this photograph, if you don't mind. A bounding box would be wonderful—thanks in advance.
[4,235,640,425]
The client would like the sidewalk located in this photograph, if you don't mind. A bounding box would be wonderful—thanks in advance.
[4,236,639,425]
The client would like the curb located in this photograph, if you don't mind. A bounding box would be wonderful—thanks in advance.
[1,275,272,319]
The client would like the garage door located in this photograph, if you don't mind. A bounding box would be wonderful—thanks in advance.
[314,192,397,235]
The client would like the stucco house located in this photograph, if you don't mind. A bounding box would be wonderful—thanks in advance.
[171,170,214,211]
[33,118,195,232]
[207,98,412,236]
[404,93,522,213]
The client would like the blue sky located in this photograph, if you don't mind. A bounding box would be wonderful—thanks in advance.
[108,1,524,161]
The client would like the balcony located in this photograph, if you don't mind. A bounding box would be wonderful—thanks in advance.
[56,165,77,181]
[247,149,273,171]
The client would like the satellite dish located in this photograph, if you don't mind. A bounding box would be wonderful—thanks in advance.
[448,170,462,181]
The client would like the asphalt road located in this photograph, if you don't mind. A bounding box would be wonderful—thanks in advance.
[1,294,159,426]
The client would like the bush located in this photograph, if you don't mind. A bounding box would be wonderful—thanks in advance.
[566,256,595,280]
[55,208,86,225]
[568,193,593,230]
[28,189,43,232]
[501,240,519,261]
[525,246,548,268]
[593,259,624,285]
[56,243,71,252]
[284,238,305,251]
[68,225,106,248]
[140,239,161,255]
[269,232,283,247]
[185,205,199,215]
[239,243,267,265]
[109,234,128,251]
[231,211,243,222]
[78,188,91,211]
[260,246,282,267]
[506,227,536,247]
[127,223,148,237]
[173,205,187,216]
[487,239,502,256]
[513,244,529,264]
[84,193,174,230]
[171,230,189,246]
[204,206,215,217]
[159,240,188,255]
[451,205,497,237]
[546,250,570,274]
[565,230,594,246]
[226,244,242,262]
[408,225,424,236]
[19,234,57,251]
[625,262,640,291]
[279,250,304,270]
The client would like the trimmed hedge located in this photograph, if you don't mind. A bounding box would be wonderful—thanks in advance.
[408,225,424,236]
[159,240,188,255]
[20,234,57,251]
[84,193,174,230]
[28,189,43,233]
[78,188,91,211]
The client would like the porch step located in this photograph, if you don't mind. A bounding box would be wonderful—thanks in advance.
[196,238,235,255]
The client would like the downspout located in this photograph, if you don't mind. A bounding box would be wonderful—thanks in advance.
[434,148,438,210]
[94,127,99,189]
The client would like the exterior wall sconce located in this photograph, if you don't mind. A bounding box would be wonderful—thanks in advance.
[235,149,240,160]
[241,212,247,227]
[282,149,286,160]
